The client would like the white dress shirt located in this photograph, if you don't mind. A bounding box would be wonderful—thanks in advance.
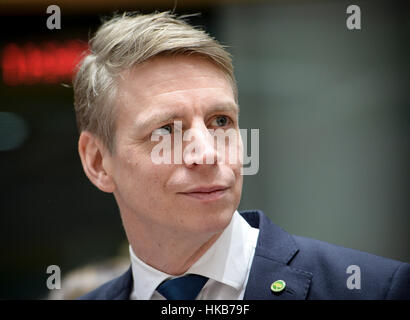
[129,211,259,300]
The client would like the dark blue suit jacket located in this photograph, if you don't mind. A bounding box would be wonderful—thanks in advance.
[79,210,410,299]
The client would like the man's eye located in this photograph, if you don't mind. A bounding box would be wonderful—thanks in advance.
[211,116,230,127]
[153,124,173,135]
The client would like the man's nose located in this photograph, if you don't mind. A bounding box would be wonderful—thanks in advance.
[182,121,218,167]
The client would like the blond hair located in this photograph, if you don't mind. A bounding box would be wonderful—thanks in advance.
[73,11,237,152]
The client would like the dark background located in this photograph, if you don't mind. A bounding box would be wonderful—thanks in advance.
[0,0,409,299]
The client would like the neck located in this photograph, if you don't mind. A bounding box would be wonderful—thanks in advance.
[123,214,223,275]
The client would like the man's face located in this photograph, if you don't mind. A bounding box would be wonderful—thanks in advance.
[107,54,243,237]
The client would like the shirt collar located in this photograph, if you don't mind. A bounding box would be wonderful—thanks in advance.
[129,210,255,300]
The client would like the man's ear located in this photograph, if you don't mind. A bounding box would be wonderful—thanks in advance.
[78,131,116,193]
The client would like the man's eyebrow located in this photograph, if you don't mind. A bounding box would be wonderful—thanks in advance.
[136,103,239,130]
[209,103,239,114]
[135,110,185,131]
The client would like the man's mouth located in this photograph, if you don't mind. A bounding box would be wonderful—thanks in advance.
[178,185,229,201]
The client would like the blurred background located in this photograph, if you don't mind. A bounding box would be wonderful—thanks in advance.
[0,0,409,299]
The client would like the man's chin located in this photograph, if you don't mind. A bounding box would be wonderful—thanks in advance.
[184,206,236,235]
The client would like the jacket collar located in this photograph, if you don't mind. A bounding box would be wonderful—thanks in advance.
[101,266,133,300]
[105,209,312,300]
[240,210,312,300]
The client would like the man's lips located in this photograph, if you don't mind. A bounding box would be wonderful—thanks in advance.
[178,186,229,201]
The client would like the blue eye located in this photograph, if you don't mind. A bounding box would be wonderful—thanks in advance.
[162,124,173,134]
[153,124,172,135]
[212,116,229,127]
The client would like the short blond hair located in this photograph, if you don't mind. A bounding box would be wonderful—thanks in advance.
[73,11,237,152]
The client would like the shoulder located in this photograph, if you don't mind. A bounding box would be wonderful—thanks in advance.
[241,209,409,300]
[290,235,410,299]
[77,267,133,300]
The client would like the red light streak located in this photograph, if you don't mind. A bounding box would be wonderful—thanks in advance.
[1,40,88,86]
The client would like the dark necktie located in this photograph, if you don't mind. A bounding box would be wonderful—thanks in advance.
[156,274,209,300]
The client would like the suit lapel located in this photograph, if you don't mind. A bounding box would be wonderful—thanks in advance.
[104,266,133,300]
[241,210,313,300]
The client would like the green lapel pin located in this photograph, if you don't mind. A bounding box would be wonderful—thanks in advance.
[271,280,286,293]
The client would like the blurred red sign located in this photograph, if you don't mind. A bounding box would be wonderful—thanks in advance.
[1,40,88,86]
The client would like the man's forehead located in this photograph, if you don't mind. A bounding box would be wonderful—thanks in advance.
[118,55,232,96]
[116,55,237,117]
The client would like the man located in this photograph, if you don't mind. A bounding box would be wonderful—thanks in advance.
[74,12,409,300]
